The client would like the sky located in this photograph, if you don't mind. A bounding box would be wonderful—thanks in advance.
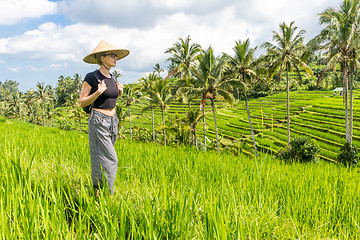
[0,0,342,92]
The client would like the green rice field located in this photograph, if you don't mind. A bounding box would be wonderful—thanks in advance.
[124,90,360,162]
[1,117,360,239]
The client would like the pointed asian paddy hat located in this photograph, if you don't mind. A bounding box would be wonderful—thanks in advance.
[83,40,130,64]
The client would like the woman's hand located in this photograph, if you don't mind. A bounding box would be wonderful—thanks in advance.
[97,80,107,94]
[116,82,123,96]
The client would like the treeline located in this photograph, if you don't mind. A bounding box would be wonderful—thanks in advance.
[0,75,85,130]
[1,0,360,161]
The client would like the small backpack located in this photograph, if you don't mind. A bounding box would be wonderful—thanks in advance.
[83,70,101,114]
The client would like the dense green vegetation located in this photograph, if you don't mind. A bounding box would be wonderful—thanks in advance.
[125,90,360,162]
[1,118,360,239]
[2,0,360,164]
[2,0,360,162]
[3,0,360,238]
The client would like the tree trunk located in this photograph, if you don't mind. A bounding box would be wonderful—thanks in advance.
[193,128,198,149]
[79,112,82,132]
[342,61,349,143]
[286,69,291,146]
[151,104,155,142]
[19,101,22,121]
[210,98,220,152]
[42,102,45,127]
[202,104,206,151]
[162,107,166,146]
[316,69,326,90]
[128,105,132,140]
[349,59,354,145]
[244,91,258,158]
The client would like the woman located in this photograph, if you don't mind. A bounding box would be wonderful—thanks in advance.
[79,40,129,194]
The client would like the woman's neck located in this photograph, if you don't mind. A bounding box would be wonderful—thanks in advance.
[99,65,111,78]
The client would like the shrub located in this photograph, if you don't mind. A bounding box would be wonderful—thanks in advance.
[0,115,6,123]
[276,137,320,163]
[306,77,318,91]
[337,142,358,167]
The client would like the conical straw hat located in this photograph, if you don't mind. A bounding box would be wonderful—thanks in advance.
[83,40,129,64]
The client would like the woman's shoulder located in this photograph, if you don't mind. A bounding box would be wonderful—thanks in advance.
[84,70,100,86]
[85,69,99,78]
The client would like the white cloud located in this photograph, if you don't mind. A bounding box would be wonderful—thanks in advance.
[0,0,57,25]
[7,66,22,72]
[0,6,259,71]
[0,22,86,61]
[58,0,227,28]
[30,62,68,71]
[237,0,341,44]
[0,0,344,88]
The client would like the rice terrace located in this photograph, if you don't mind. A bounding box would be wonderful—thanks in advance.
[2,0,360,239]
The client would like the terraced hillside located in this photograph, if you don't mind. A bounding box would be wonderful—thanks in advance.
[122,90,359,162]
[208,90,360,162]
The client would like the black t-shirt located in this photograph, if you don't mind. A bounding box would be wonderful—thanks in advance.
[84,70,119,109]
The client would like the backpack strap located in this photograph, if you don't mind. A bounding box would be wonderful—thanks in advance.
[93,70,101,83]
[83,70,102,114]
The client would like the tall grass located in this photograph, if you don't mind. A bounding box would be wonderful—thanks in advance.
[1,119,360,239]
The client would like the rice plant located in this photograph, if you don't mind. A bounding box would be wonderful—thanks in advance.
[1,119,360,239]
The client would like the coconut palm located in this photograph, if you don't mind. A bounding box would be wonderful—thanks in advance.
[348,48,360,144]
[149,77,173,146]
[183,108,203,148]
[178,47,234,152]
[262,21,313,146]
[35,82,52,126]
[227,39,259,157]
[138,72,159,142]
[165,35,201,109]
[121,84,142,140]
[153,63,164,76]
[111,69,122,81]
[24,90,37,123]
[165,112,190,146]
[6,91,23,120]
[309,0,360,144]
[140,75,173,146]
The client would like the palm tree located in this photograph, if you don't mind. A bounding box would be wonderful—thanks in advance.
[349,48,360,144]
[309,0,360,144]
[165,112,190,146]
[228,39,259,157]
[35,82,52,126]
[121,84,142,140]
[183,108,203,148]
[138,72,159,142]
[6,91,23,120]
[262,21,313,146]
[111,70,122,82]
[150,77,173,146]
[178,47,234,152]
[153,63,164,76]
[73,74,83,92]
[43,86,56,126]
[165,35,201,109]
[24,90,37,123]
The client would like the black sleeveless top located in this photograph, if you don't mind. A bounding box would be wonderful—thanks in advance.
[84,70,119,109]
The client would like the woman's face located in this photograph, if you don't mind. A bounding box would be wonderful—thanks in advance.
[101,53,118,68]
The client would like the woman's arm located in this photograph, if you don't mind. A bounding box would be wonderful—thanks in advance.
[79,81,107,108]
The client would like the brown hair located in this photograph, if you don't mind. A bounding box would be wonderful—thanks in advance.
[95,53,105,65]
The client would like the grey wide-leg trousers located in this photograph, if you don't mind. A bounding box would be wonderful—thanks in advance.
[88,110,119,193]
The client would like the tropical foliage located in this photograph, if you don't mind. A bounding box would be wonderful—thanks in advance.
[1,0,360,164]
